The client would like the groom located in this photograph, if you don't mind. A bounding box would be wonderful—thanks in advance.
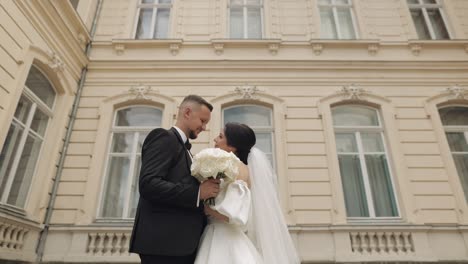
[129,95,220,264]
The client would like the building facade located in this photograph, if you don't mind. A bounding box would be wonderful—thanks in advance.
[1,0,468,263]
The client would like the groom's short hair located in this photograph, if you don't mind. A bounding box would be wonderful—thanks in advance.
[181,95,213,112]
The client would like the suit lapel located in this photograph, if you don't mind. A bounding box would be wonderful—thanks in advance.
[169,128,192,171]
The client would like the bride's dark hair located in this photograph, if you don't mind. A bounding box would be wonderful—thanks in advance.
[224,122,256,165]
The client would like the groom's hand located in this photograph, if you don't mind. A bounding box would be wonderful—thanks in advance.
[199,178,220,200]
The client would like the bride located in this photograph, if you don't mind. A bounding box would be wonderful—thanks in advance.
[195,122,300,264]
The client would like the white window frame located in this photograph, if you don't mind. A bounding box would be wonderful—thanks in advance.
[439,105,468,201]
[133,0,173,39]
[228,0,264,39]
[97,106,162,220]
[333,105,400,220]
[0,66,55,208]
[407,0,451,40]
[318,0,359,39]
[222,104,275,168]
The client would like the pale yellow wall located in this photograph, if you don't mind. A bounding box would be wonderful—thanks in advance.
[2,0,468,263]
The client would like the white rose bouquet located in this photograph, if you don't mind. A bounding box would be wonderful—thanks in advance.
[191,148,241,205]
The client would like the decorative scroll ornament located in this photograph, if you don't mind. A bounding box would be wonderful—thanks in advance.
[48,51,65,72]
[339,84,369,100]
[129,84,154,99]
[234,84,260,99]
[446,84,467,100]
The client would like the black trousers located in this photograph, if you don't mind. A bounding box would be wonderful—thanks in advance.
[139,252,196,264]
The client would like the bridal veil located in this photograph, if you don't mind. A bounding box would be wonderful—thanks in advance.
[247,147,300,264]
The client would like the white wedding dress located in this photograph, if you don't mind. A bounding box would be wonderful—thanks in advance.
[195,148,300,264]
[194,179,263,264]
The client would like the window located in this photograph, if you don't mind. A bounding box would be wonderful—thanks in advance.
[439,106,468,202]
[332,105,398,218]
[223,105,274,165]
[99,106,162,219]
[407,0,450,40]
[134,0,172,39]
[318,0,358,39]
[229,0,263,39]
[0,66,56,208]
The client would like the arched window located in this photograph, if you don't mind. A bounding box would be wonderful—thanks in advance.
[439,106,468,202]
[0,66,56,208]
[223,105,274,166]
[99,106,162,219]
[332,105,398,218]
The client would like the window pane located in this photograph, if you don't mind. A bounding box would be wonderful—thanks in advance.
[365,154,398,217]
[332,106,379,127]
[427,9,449,39]
[320,9,337,39]
[335,133,358,153]
[158,0,171,3]
[138,132,150,151]
[335,0,350,5]
[14,96,33,124]
[362,133,384,152]
[224,106,271,127]
[136,8,153,39]
[128,156,141,218]
[411,9,431,39]
[337,8,356,39]
[453,154,468,202]
[142,0,154,3]
[446,132,468,152]
[0,123,24,197]
[30,109,49,137]
[407,0,419,3]
[247,8,262,38]
[230,8,244,38]
[7,134,42,207]
[111,133,135,153]
[101,157,130,218]
[247,0,261,4]
[319,0,332,4]
[231,0,243,5]
[422,0,436,3]
[25,67,56,108]
[154,8,170,38]
[255,132,272,153]
[116,107,162,126]
[338,155,369,217]
[439,107,468,126]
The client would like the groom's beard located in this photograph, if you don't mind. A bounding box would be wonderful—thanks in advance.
[189,130,197,139]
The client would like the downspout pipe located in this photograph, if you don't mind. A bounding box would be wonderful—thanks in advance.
[36,0,103,262]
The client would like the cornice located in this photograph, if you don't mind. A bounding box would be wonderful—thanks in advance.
[87,60,468,71]
[15,0,89,79]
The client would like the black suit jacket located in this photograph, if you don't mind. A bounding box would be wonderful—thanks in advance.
[129,127,205,256]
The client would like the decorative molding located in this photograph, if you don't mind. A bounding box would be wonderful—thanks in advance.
[47,51,65,72]
[233,84,261,99]
[338,84,370,101]
[268,43,280,55]
[0,222,29,251]
[445,84,468,100]
[409,43,422,56]
[128,84,156,100]
[213,43,224,55]
[87,232,131,255]
[77,33,87,46]
[350,231,414,254]
[113,44,125,56]
[169,43,181,56]
[311,43,323,55]
[368,44,379,56]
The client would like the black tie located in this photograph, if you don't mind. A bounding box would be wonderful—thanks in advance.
[185,140,192,150]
